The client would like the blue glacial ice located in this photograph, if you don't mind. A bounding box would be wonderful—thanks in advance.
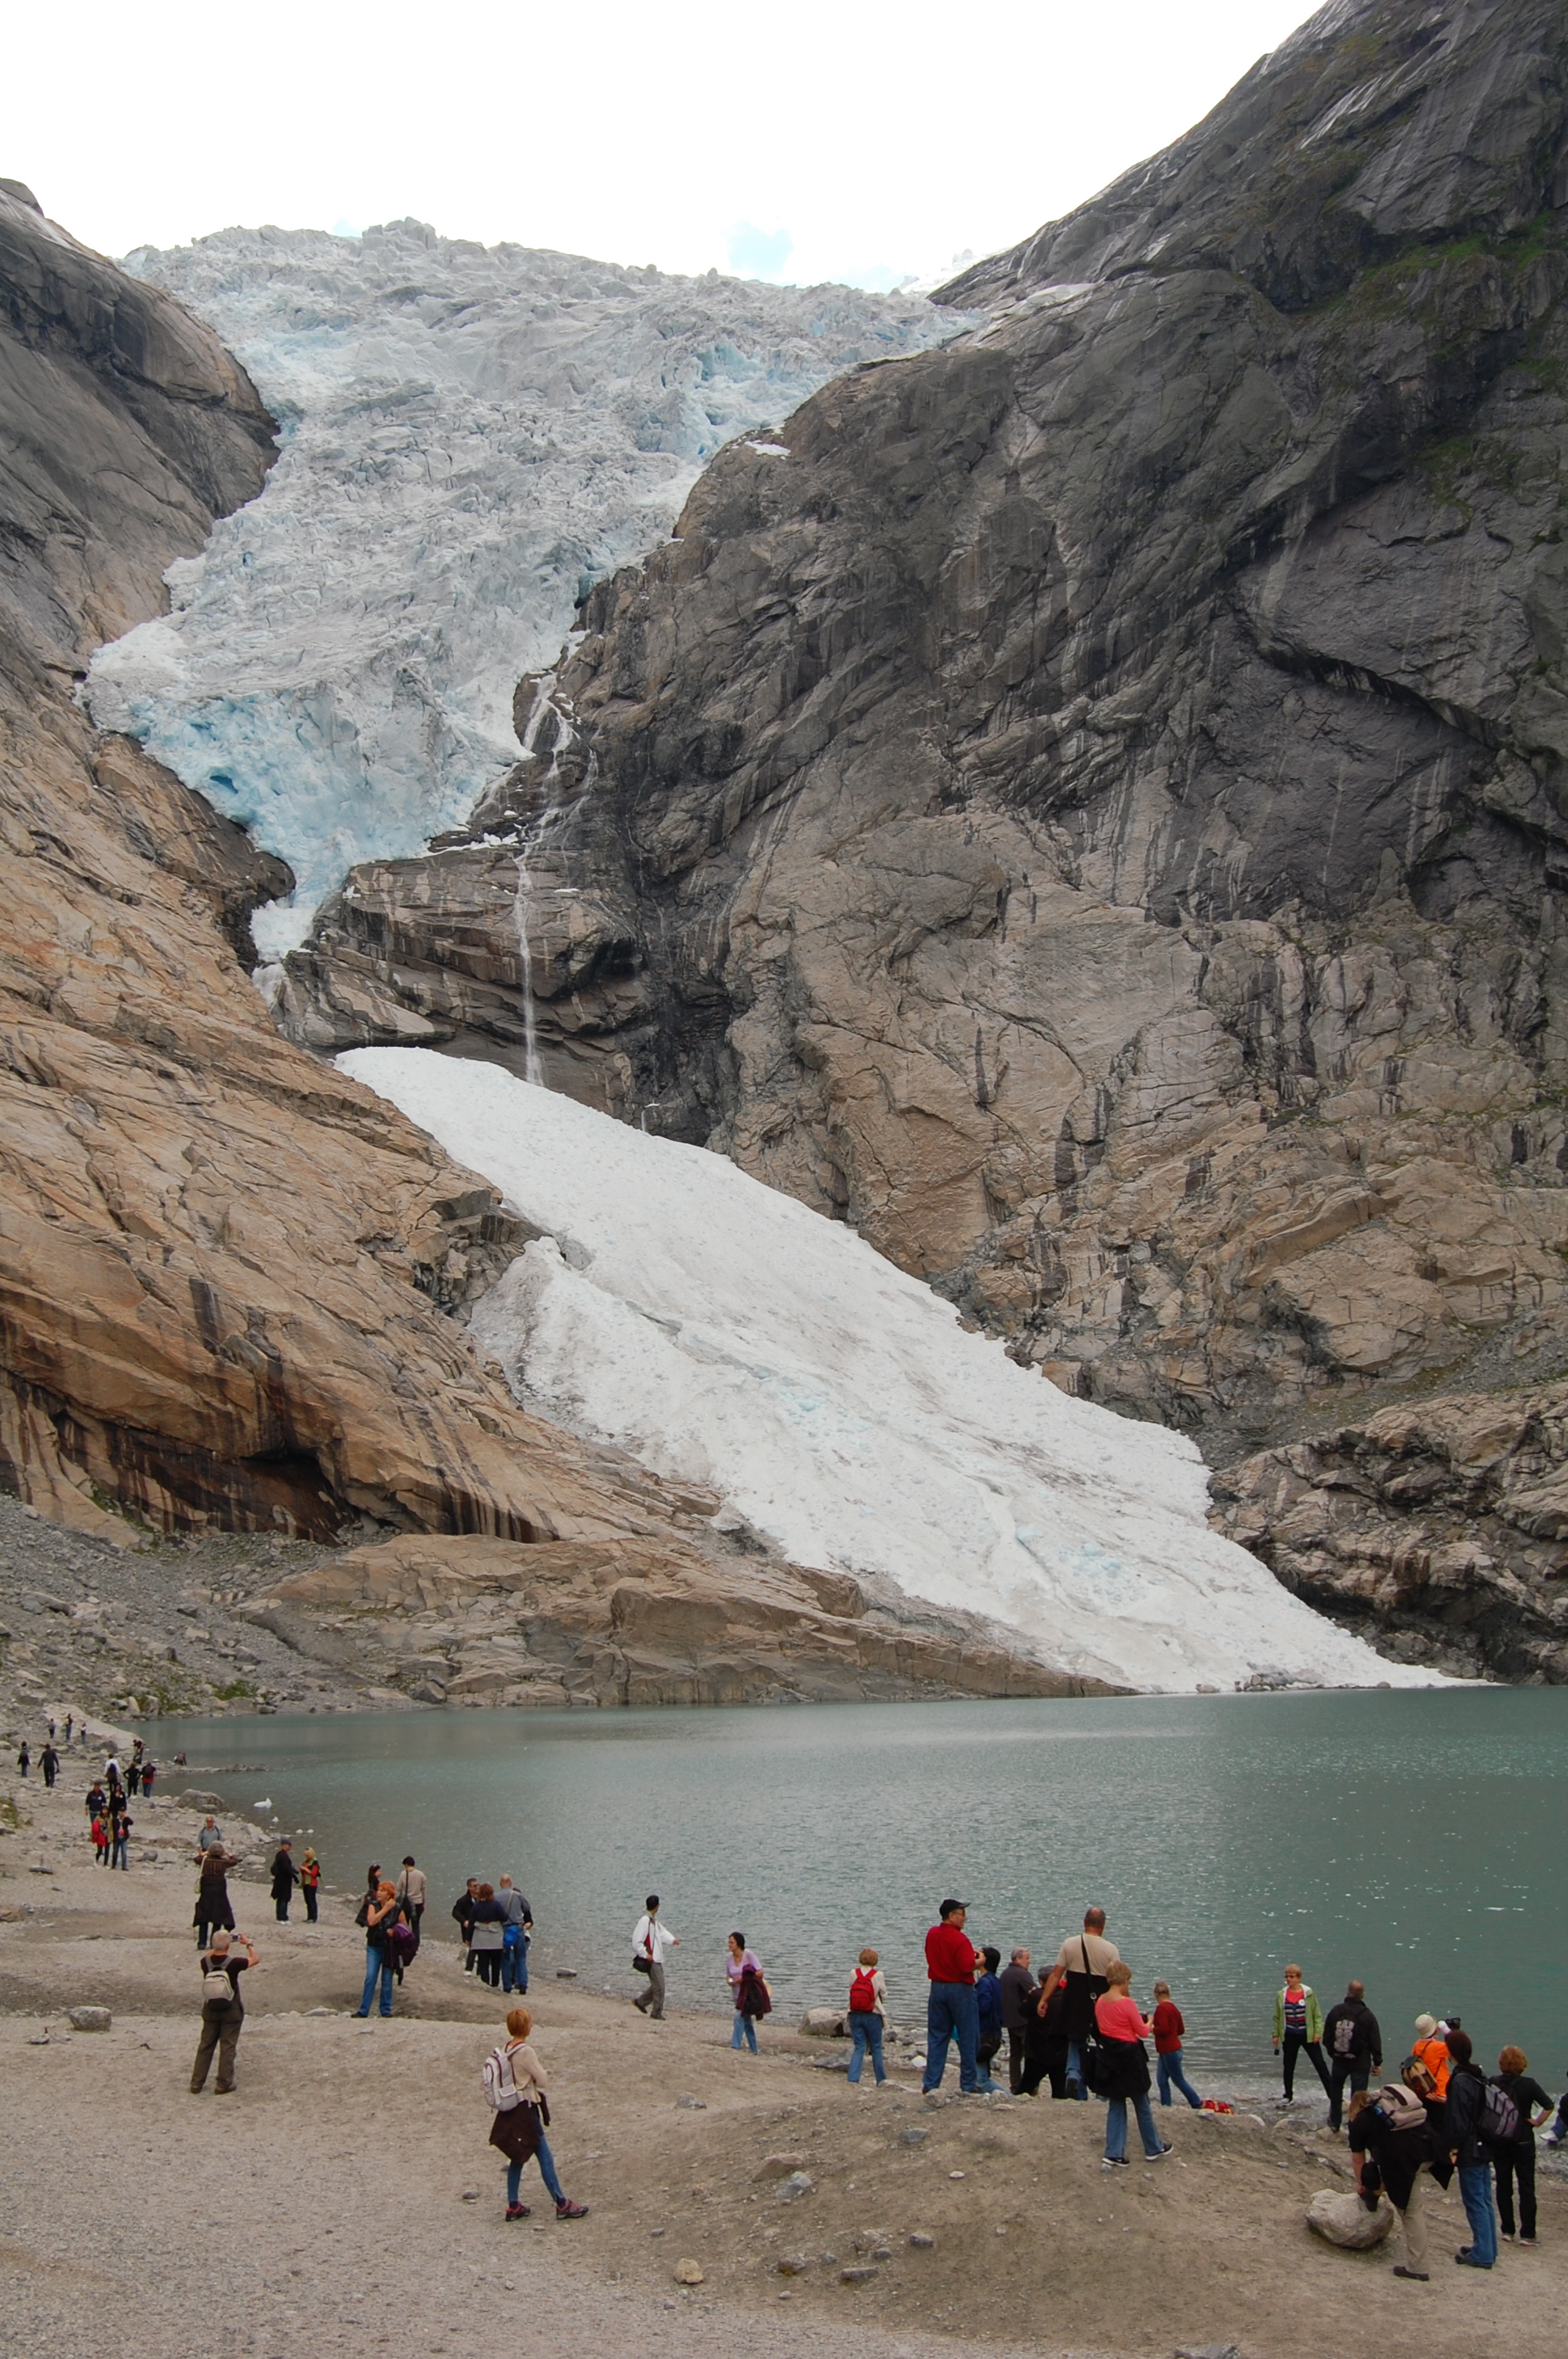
[87,221,957,958]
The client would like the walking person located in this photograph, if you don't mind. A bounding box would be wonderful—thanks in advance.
[726,1933,768,2052]
[1443,2029,1500,2267]
[1021,1967,1071,2099]
[40,1741,58,1790]
[496,1875,532,1994]
[269,1839,299,1923]
[922,1899,996,2095]
[353,1881,401,2018]
[999,1948,1038,2093]
[1323,1980,1382,2132]
[1348,2082,1445,2281]
[1151,1980,1202,2109]
[468,1885,507,1989]
[632,1896,678,2019]
[1054,1908,1120,2099]
[452,1877,481,1970]
[846,1948,888,2085]
[64,1714,73,1744]
[482,2006,588,2220]
[109,1808,132,1868]
[16,1740,29,1778]
[299,1848,321,1923]
[85,1776,106,1824]
[1490,2045,1553,2247]
[90,1812,108,1865]
[396,1857,426,1956]
[190,1928,258,2095]
[1094,1961,1172,2169]
[1272,1964,1333,2103]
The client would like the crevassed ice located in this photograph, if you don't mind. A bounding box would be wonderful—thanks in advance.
[340,1047,1442,1697]
[89,221,956,958]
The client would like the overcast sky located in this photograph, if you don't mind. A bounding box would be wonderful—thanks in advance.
[12,0,1321,288]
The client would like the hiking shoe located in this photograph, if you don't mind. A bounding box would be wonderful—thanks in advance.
[555,2200,589,2219]
[1392,2266,1428,2281]
[1101,2158,1119,2173]
[505,2205,531,2221]
[1454,2251,1492,2268]
[1144,2145,1173,2161]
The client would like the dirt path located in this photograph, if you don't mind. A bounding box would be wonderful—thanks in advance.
[2,1766,1563,2359]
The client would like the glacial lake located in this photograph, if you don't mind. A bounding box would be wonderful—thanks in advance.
[157,1687,1568,2089]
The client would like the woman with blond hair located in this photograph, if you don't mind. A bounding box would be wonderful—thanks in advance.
[1093,1961,1173,2170]
[353,1881,400,2018]
[483,2007,589,2221]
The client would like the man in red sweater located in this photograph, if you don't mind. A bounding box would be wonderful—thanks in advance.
[922,1899,996,2095]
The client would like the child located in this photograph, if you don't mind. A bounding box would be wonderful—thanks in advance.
[846,1947,887,2085]
[90,1813,107,1865]
[1151,1979,1202,2108]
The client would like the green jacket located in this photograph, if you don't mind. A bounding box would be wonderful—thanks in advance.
[1273,1984,1324,2044]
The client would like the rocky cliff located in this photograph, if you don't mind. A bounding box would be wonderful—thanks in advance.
[278,0,1568,1674]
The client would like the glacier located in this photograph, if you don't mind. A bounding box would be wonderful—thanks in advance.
[340,1046,1439,1697]
[87,221,955,958]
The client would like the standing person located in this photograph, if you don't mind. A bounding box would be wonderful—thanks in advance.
[269,1839,299,1923]
[190,1928,259,2095]
[1410,2015,1453,2098]
[64,1714,73,1744]
[496,1875,532,1994]
[1094,1961,1171,2169]
[1348,2084,1444,2281]
[40,1741,59,1790]
[1054,1908,1120,2099]
[354,1881,401,2018]
[468,1885,507,1989]
[140,1760,156,1803]
[1272,1965,1333,2103]
[396,1857,427,1957]
[922,1899,996,2095]
[452,1877,481,1970]
[1323,1980,1382,2132]
[632,1896,679,2019]
[16,1740,29,1777]
[85,1776,106,1823]
[999,1948,1038,2093]
[109,1807,132,1869]
[726,1933,768,2053]
[1021,1968,1072,2099]
[975,1947,1004,2088]
[194,1843,234,1947]
[847,1949,888,2086]
[90,1812,108,1866]
[1490,2045,1552,2247]
[299,1848,321,1923]
[195,1814,224,1855]
[482,2006,589,2220]
[1151,1980,1202,2110]
[1443,2028,1499,2268]
[127,1755,142,1797]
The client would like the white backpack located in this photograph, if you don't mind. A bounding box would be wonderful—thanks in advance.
[202,1960,236,2002]
[482,2045,521,2111]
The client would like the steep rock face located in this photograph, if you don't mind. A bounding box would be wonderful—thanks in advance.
[0,188,759,1576]
[281,1,1568,1476]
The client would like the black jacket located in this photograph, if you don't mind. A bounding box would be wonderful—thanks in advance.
[1349,2099,1436,2209]
[1323,1997,1381,2070]
[999,1962,1039,2032]
[1443,2063,1491,2169]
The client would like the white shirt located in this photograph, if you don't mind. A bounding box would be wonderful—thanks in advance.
[633,1913,677,1963]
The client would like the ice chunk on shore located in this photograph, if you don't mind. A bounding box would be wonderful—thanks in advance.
[339,1047,1439,1696]
[87,223,955,957]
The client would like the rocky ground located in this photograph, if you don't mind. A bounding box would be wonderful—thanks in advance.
[2,1759,1563,2359]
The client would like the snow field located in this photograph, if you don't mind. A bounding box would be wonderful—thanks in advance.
[339,1048,1437,1696]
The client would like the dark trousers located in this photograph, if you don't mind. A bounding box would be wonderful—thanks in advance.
[1494,2146,1537,2239]
[274,1896,291,1921]
[191,1999,243,2091]
[474,1949,503,1986]
[303,1886,318,1922]
[1328,2057,1370,2130]
[1019,2040,1069,2099]
[1282,2034,1333,2100]
[1007,2026,1026,2092]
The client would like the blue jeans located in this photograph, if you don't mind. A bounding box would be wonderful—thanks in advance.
[1066,2037,1089,2097]
[1105,2088,1166,2161]
[848,2011,885,2083]
[1157,2047,1202,2108]
[356,1945,394,2016]
[502,1935,530,1994]
[506,2134,564,2209]
[1457,2162,1497,2266]
[731,2010,758,2052]
[924,1982,983,2092]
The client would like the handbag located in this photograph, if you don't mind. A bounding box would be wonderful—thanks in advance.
[632,1954,652,1974]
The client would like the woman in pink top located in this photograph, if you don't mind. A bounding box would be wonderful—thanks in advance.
[1094,1962,1174,2170]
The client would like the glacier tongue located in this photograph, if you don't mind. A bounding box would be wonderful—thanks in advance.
[340,1047,1439,1696]
[87,223,954,958]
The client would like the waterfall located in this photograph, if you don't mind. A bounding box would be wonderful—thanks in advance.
[511,678,579,1089]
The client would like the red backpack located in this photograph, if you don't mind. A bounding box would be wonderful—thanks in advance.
[850,1967,878,2015]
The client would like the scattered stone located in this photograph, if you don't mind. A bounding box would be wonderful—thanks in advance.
[650,2229,665,2238]
[948,2170,965,2180]
[897,2126,928,2146]
[676,2092,706,2110]
[775,2255,808,2276]
[908,2233,935,2249]
[554,1968,578,1979]
[1175,2346,1240,2359]
[307,2006,332,2016]
[872,2245,892,2261]
[818,2252,838,2268]
[673,2259,705,2286]
[67,2007,111,2032]
[775,2172,814,2202]
[753,2154,808,2179]
[839,2266,877,2284]
[1306,2188,1394,2248]
[459,2190,481,2203]
[799,2008,846,2038]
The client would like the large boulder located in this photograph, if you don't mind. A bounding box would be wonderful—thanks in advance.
[1306,2189,1395,2250]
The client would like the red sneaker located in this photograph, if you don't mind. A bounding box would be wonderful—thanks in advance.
[555,2200,589,2219]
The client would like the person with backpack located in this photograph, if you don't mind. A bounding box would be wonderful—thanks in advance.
[632,1896,679,2019]
[269,1839,299,1923]
[396,1857,426,1956]
[998,1948,1037,2093]
[1490,2045,1553,2246]
[353,1881,401,2018]
[1052,1908,1120,2100]
[847,1948,887,2085]
[299,1848,321,1923]
[1410,2013,1452,2097]
[1151,1980,1201,2109]
[725,1932,768,2052]
[1323,1980,1382,2132]
[190,1928,259,2095]
[482,2005,589,2220]
[40,1741,58,1790]
[1443,2028,1502,2267]
[923,1899,995,2095]
[1272,1965,1332,2103]
[1348,2081,1445,2280]
[1093,1961,1171,2169]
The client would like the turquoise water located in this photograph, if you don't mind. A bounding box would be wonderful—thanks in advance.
[157,1688,1568,2089]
